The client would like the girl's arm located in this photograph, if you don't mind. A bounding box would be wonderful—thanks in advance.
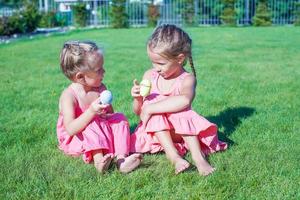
[132,95,143,115]
[142,74,196,116]
[60,90,108,136]
[131,69,152,115]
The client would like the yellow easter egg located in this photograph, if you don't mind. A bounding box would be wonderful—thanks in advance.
[140,79,151,97]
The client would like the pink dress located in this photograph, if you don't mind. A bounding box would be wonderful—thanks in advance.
[130,70,227,156]
[56,86,130,163]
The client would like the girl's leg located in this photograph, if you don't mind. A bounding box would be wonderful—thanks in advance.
[107,113,142,173]
[181,135,215,176]
[92,149,113,173]
[155,130,190,174]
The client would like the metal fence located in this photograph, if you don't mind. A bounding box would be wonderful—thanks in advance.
[2,0,298,26]
[77,0,299,27]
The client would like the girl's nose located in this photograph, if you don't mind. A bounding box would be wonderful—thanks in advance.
[153,65,161,72]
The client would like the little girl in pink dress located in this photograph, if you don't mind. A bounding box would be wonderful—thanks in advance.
[130,24,227,176]
[57,40,141,173]
[131,70,227,156]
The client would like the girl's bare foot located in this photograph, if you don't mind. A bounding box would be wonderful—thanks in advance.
[195,159,215,176]
[173,157,190,174]
[117,153,142,173]
[94,153,113,173]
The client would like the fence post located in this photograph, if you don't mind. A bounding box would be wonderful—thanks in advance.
[93,0,97,26]
[194,0,199,25]
[245,0,250,25]
[44,0,48,12]
[39,0,43,12]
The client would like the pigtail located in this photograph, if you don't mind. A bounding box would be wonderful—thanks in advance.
[188,55,196,78]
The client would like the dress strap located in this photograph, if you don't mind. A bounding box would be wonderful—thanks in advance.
[150,69,159,92]
[68,85,78,98]
[179,71,190,80]
[150,69,158,81]
[178,72,191,85]
[172,72,191,95]
[67,85,80,107]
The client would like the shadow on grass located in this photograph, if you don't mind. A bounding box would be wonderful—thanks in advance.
[130,123,139,134]
[207,106,256,147]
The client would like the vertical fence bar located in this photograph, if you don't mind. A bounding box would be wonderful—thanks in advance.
[270,0,273,24]
[211,0,214,25]
[280,0,282,24]
[284,0,286,24]
[246,0,249,24]
[286,0,288,24]
[204,0,206,25]
[282,0,284,24]
[207,0,210,25]
[195,0,199,25]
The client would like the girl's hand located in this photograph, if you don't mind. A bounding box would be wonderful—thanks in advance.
[131,79,142,98]
[140,104,152,127]
[89,97,110,115]
[99,113,114,119]
[99,104,114,119]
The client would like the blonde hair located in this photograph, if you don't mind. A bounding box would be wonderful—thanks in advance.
[60,40,101,80]
[147,24,196,77]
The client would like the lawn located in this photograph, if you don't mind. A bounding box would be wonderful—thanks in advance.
[0,27,299,199]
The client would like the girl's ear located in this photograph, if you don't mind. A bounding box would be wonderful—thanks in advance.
[176,53,186,64]
[74,72,86,84]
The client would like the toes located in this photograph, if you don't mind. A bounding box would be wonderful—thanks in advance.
[95,154,113,173]
[105,153,114,159]
[102,153,113,162]
[200,167,215,176]
[175,162,190,175]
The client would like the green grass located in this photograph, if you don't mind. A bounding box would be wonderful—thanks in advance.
[0,27,299,199]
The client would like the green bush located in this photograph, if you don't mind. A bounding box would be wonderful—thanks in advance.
[0,1,40,36]
[8,12,25,34]
[38,11,67,28]
[0,12,25,36]
[183,0,195,26]
[0,17,9,35]
[110,0,129,28]
[21,1,40,32]
[147,3,159,27]
[55,13,68,27]
[220,0,236,26]
[72,3,88,27]
[252,0,272,26]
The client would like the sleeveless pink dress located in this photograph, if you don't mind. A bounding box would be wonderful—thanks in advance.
[56,86,130,163]
[130,70,227,156]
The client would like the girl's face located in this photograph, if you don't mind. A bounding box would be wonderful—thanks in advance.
[83,52,105,88]
[147,47,183,79]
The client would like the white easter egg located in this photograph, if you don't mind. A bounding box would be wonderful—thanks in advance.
[100,90,113,104]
